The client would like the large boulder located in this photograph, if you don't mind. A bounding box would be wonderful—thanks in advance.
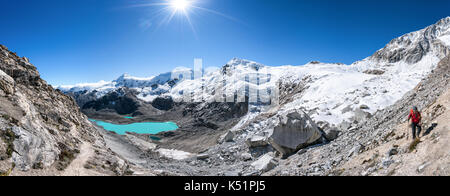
[269,110,322,157]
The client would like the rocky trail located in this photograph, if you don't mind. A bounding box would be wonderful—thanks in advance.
[62,142,101,176]
[339,88,450,176]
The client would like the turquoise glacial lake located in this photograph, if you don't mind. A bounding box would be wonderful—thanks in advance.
[90,119,178,135]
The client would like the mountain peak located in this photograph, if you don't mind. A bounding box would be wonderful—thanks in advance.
[225,58,265,71]
[367,17,450,65]
[438,16,450,25]
[432,16,450,31]
[118,73,131,79]
[227,58,250,66]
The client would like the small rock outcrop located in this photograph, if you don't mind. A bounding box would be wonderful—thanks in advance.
[363,69,385,75]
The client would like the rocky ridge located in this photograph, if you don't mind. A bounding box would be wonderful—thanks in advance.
[0,45,132,176]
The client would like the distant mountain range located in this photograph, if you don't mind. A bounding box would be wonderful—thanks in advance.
[59,17,450,126]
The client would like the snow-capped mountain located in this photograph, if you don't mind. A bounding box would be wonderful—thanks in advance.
[59,17,450,127]
[281,17,450,125]
[59,68,192,101]
[368,16,450,65]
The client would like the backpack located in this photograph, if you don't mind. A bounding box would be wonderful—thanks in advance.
[410,109,421,123]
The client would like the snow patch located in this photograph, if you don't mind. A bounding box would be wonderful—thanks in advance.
[156,149,193,160]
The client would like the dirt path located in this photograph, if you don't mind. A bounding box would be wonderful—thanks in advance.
[338,88,450,176]
[62,142,103,176]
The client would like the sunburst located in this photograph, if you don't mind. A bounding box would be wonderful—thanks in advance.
[170,0,190,11]
[129,0,240,36]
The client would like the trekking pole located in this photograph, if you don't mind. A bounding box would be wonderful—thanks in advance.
[406,119,410,140]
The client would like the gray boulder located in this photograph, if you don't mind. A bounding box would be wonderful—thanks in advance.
[363,69,385,75]
[219,131,235,143]
[269,110,322,157]
[338,121,352,131]
[240,153,253,161]
[196,153,210,160]
[251,154,278,173]
[352,108,372,122]
[341,105,353,114]
[359,104,370,110]
[246,135,268,148]
[347,143,365,158]
[324,129,339,141]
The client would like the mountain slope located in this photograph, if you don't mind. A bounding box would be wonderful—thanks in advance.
[339,54,450,176]
[267,54,450,176]
[0,45,131,175]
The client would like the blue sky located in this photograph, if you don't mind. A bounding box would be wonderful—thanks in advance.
[1,0,449,85]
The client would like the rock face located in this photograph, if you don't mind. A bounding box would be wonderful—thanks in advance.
[0,45,128,175]
[0,70,14,95]
[370,17,450,64]
[269,110,322,157]
[64,90,101,110]
[151,96,174,111]
[82,87,140,115]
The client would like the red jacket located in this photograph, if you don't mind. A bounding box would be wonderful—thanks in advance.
[409,110,421,124]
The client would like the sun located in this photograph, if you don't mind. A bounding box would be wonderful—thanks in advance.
[170,0,191,11]
[129,0,240,36]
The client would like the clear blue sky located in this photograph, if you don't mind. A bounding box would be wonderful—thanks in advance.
[1,0,449,85]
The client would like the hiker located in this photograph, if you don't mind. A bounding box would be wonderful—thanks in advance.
[408,106,422,140]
